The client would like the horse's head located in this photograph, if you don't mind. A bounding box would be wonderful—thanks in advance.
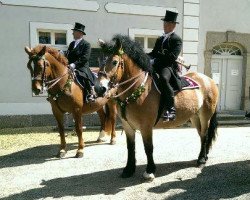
[97,37,125,93]
[25,45,50,95]
[98,35,151,96]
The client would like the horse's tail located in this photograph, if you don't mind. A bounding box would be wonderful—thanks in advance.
[206,109,218,151]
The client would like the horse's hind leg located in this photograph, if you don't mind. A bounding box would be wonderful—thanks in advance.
[96,101,117,145]
[190,114,207,166]
[72,111,84,158]
[107,101,117,145]
[96,108,109,143]
[194,110,217,167]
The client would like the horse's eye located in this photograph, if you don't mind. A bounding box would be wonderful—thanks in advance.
[112,60,118,66]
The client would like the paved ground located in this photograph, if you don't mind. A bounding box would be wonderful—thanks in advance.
[0,126,249,200]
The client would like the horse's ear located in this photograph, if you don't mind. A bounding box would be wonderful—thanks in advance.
[98,39,114,54]
[38,45,46,56]
[98,38,106,47]
[24,46,32,56]
[115,38,122,50]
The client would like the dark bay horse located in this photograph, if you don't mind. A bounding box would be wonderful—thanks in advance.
[98,35,219,181]
[25,45,117,158]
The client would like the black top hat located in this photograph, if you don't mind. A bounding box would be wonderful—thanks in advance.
[161,10,179,24]
[71,22,86,35]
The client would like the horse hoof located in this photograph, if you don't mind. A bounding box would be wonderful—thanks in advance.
[97,137,108,143]
[110,139,116,145]
[97,130,108,143]
[197,158,206,167]
[121,167,135,178]
[143,172,155,182]
[56,150,66,158]
[75,151,84,158]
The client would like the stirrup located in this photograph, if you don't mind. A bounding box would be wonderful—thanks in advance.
[86,94,96,103]
[162,109,176,122]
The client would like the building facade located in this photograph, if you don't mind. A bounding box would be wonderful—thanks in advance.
[0,0,249,127]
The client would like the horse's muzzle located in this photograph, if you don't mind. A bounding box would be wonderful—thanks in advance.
[33,88,41,95]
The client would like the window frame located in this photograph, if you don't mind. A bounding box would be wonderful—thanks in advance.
[129,28,163,53]
[30,22,73,51]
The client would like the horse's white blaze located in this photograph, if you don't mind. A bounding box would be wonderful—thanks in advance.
[100,79,109,91]
[143,172,155,181]
[195,89,204,109]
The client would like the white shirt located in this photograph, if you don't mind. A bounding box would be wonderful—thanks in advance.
[74,38,83,49]
[162,31,174,44]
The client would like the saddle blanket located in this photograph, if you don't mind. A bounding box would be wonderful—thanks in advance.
[180,76,200,91]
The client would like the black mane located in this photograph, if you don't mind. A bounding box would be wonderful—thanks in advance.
[102,34,152,73]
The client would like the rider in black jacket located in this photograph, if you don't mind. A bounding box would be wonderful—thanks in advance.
[66,22,95,102]
[148,10,182,121]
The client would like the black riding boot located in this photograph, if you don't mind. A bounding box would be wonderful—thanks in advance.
[161,82,176,122]
[85,81,97,103]
[162,102,176,122]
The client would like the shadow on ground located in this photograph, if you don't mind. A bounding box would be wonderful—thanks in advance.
[0,141,110,169]
[1,160,250,199]
[148,160,250,200]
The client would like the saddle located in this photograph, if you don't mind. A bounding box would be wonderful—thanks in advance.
[152,73,200,125]
[152,73,199,94]
[74,68,105,102]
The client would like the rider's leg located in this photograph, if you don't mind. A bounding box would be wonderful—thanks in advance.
[85,80,96,103]
[160,68,176,121]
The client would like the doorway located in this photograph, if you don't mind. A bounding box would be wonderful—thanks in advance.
[211,44,243,110]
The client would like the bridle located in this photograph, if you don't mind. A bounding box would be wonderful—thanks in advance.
[98,52,147,98]
[27,54,47,93]
[27,53,69,94]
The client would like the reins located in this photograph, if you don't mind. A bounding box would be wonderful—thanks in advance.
[45,70,69,90]
[112,71,147,98]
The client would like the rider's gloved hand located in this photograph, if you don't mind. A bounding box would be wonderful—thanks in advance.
[68,63,76,71]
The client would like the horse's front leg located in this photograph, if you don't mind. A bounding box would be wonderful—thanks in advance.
[122,132,136,178]
[52,107,67,158]
[141,129,156,181]
[73,112,84,158]
[121,121,136,178]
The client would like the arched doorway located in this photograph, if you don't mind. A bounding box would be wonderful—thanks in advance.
[211,43,243,110]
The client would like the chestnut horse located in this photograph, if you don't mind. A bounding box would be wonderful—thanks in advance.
[25,45,117,158]
[98,35,219,181]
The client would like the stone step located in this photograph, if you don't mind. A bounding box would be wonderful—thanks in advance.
[218,119,250,126]
[217,110,250,126]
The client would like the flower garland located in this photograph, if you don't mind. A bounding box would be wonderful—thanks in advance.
[115,85,145,120]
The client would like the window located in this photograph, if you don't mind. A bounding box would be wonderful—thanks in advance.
[37,30,67,49]
[129,28,162,53]
[30,22,73,51]
[134,36,157,52]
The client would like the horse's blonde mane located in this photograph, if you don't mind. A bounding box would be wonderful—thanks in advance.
[32,45,68,66]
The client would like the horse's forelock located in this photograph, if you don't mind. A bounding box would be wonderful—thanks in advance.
[111,34,152,73]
